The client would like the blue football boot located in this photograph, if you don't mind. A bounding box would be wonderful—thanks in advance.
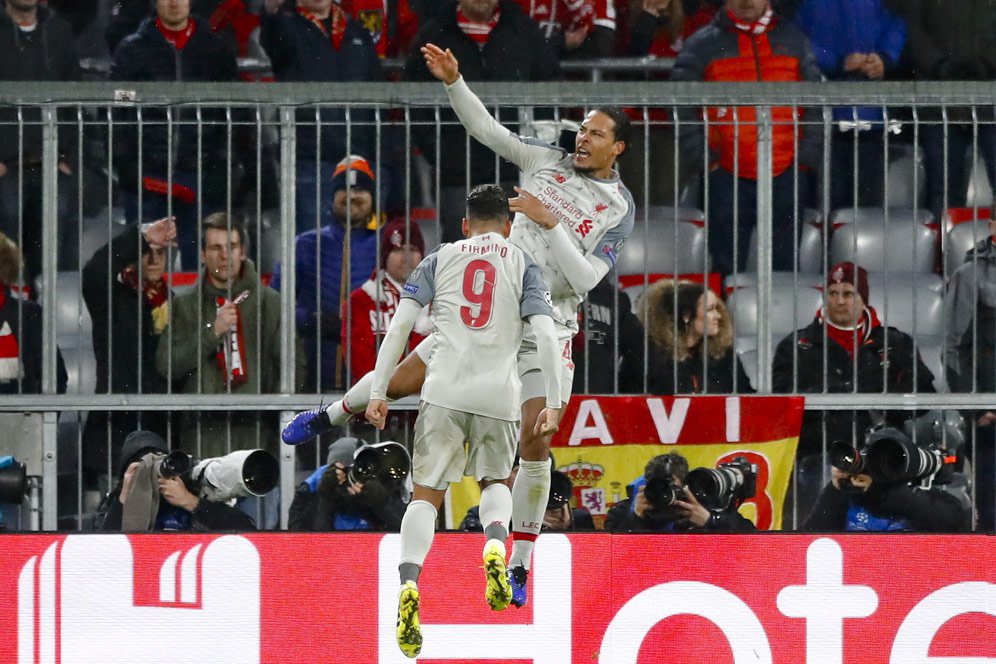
[507,565,528,608]
[281,408,334,445]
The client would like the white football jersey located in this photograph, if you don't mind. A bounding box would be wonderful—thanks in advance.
[401,232,553,421]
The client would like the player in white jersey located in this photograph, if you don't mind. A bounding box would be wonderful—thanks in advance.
[282,43,635,606]
[365,185,562,658]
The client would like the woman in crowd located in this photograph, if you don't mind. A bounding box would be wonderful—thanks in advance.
[622,279,753,394]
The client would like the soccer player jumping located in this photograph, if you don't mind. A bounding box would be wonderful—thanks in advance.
[283,42,634,607]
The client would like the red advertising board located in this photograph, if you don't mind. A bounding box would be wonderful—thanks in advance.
[3,533,993,663]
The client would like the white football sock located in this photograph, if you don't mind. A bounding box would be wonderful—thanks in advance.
[326,371,377,426]
[399,500,438,568]
[479,482,512,547]
[509,458,551,570]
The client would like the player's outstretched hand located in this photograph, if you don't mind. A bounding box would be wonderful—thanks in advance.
[510,186,558,230]
[366,399,390,430]
[421,43,460,85]
[534,407,561,436]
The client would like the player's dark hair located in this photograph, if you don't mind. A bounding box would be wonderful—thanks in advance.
[593,106,632,154]
[465,184,510,225]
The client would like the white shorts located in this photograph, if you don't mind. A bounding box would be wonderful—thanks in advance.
[413,335,574,406]
[412,401,518,491]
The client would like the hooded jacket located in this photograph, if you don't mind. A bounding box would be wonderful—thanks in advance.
[155,259,305,457]
[622,280,753,395]
[0,5,79,163]
[944,237,996,393]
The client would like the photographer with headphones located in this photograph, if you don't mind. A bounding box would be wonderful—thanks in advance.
[605,453,756,533]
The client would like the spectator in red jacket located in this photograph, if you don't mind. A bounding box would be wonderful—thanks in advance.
[670,0,823,276]
[513,0,617,57]
[342,219,431,379]
[339,0,421,57]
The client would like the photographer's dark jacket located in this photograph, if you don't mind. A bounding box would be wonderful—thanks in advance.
[802,481,970,532]
[604,478,757,533]
[288,464,406,532]
[772,307,935,457]
[944,238,996,393]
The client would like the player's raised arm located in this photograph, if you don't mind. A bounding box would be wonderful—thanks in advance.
[420,43,556,172]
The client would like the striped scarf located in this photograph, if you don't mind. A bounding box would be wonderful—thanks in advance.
[0,288,21,383]
[727,6,774,35]
[456,5,500,46]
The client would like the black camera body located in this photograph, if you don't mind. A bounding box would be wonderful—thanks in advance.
[685,457,758,511]
[643,476,683,509]
[830,427,955,485]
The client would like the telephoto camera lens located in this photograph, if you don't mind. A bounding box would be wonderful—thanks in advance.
[829,441,865,474]
[643,476,680,508]
[159,451,192,479]
[349,442,411,486]
[0,457,27,505]
[864,428,943,483]
[685,458,757,511]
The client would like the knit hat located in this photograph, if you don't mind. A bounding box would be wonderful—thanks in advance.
[118,430,169,478]
[326,436,361,467]
[330,155,376,195]
[379,219,426,270]
[826,261,869,304]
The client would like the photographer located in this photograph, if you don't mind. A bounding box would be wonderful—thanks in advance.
[605,453,756,533]
[288,437,408,532]
[802,430,970,533]
[99,430,256,532]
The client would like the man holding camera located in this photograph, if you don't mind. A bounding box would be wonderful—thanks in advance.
[288,436,408,532]
[803,429,969,532]
[98,430,256,532]
[605,453,756,533]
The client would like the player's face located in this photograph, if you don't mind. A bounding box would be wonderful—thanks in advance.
[141,246,168,284]
[573,111,624,176]
[693,291,721,339]
[385,244,422,284]
[725,0,768,23]
[825,282,862,328]
[156,0,191,27]
[333,189,374,228]
[201,228,245,287]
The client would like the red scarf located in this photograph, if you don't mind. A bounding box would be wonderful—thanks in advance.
[215,289,250,386]
[456,5,500,46]
[156,17,196,50]
[119,265,169,310]
[727,6,774,35]
[817,306,881,360]
[298,5,347,51]
[0,286,21,383]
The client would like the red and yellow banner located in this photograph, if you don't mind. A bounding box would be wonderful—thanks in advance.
[447,395,804,530]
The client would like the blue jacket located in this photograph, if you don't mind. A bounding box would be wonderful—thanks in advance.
[795,0,906,123]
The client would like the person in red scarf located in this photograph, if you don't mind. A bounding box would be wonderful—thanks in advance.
[81,217,175,489]
[772,261,937,518]
[669,0,823,277]
[341,219,431,380]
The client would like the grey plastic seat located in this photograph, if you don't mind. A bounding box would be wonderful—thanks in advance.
[746,208,824,273]
[864,272,944,338]
[723,271,824,292]
[829,208,936,273]
[616,207,707,278]
[885,147,927,208]
[965,155,994,208]
[726,283,823,342]
[944,220,990,276]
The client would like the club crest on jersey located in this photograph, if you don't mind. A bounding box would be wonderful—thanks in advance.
[575,219,594,238]
[554,173,566,184]
[594,203,608,214]
[357,9,384,42]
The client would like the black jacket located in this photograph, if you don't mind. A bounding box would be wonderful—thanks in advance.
[802,481,970,532]
[109,17,244,194]
[404,0,560,188]
[624,345,754,395]
[604,496,756,533]
[0,286,67,395]
[772,313,936,457]
[0,6,79,163]
[573,281,643,394]
[260,8,381,161]
[287,467,406,532]
[100,486,257,531]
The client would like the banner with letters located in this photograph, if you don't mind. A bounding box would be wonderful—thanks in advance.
[447,395,804,530]
[2,533,991,663]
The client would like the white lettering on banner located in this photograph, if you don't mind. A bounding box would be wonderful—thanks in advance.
[890,582,995,664]
[725,397,741,442]
[646,397,690,444]
[600,582,773,664]
[377,535,572,663]
[17,535,260,664]
[776,539,878,664]
[567,399,614,446]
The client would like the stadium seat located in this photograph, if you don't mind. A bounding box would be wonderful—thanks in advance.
[252,209,283,274]
[885,145,926,208]
[829,208,936,273]
[944,220,990,276]
[725,283,823,347]
[864,272,945,338]
[616,207,707,277]
[723,271,824,293]
[965,155,994,208]
[745,209,824,273]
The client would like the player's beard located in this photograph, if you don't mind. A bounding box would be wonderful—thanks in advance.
[572,162,597,176]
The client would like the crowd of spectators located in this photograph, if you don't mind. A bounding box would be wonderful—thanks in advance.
[0,0,991,533]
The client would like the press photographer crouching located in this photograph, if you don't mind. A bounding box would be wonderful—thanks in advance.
[803,427,970,532]
[605,453,757,533]
[288,437,410,532]
[99,430,270,532]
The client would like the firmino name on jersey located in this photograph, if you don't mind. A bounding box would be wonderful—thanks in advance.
[461,242,509,257]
